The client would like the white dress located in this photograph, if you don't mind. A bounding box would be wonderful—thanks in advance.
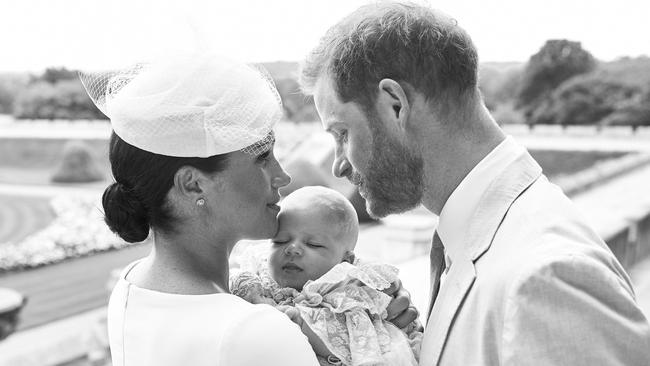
[107,261,319,366]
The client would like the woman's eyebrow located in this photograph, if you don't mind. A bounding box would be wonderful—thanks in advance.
[248,132,276,152]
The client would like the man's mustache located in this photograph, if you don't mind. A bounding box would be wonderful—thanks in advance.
[348,171,363,186]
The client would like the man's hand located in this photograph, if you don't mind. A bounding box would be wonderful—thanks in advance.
[384,279,420,329]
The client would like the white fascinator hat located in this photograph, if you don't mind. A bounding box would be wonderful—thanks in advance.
[79,53,282,157]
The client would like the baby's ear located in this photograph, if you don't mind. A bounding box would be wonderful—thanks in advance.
[343,251,355,264]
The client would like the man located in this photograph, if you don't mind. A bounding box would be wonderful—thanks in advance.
[300,2,650,365]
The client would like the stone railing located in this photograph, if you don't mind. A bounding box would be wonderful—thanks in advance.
[606,209,650,270]
[555,153,650,197]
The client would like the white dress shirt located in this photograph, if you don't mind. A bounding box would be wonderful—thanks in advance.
[437,136,525,274]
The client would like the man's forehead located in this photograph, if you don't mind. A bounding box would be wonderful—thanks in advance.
[313,75,340,113]
[313,80,346,130]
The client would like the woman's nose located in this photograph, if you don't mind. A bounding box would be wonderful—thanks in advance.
[272,163,291,189]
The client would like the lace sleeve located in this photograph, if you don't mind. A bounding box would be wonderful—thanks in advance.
[230,271,277,306]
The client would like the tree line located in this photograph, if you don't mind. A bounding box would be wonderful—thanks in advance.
[0,40,648,129]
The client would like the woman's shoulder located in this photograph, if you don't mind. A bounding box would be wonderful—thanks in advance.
[218,304,319,365]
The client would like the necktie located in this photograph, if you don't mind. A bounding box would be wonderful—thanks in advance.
[426,231,446,321]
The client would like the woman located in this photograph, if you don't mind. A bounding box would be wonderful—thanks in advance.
[81,54,319,366]
[81,54,414,366]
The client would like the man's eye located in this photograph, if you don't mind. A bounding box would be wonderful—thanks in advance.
[337,130,348,143]
[307,243,322,248]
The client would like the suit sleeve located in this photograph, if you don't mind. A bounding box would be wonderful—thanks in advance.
[218,304,319,366]
[502,254,650,366]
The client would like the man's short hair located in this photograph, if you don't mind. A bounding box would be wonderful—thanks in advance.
[300,1,479,112]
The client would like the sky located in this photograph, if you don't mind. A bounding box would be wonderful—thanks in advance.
[0,0,648,73]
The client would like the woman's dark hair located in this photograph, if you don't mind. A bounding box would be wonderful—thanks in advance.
[102,132,229,242]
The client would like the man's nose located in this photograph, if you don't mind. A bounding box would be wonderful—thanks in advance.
[332,152,352,178]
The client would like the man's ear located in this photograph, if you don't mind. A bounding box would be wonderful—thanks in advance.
[343,250,356,264]
[377,78,410,132]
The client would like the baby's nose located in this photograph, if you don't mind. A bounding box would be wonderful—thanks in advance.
[284,243,302,256]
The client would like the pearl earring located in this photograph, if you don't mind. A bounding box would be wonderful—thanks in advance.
[196,198,205,206]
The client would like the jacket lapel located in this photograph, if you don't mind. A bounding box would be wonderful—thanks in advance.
[420,255,476,366]
[420,151,542,366]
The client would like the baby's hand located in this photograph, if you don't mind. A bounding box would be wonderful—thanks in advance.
[276,305,302,324]
[276,305,333,359]
[384,279,420,329]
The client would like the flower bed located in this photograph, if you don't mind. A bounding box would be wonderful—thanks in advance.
[0,195,130,272]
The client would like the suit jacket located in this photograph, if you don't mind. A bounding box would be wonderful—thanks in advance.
[420,149,650,365]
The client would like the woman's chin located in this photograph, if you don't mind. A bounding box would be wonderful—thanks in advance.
[243,222,278,241]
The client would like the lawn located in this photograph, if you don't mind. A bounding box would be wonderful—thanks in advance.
[0,122,318,185]
[0,194,55,245]
[528,149,630,178]
[0,137,111,185]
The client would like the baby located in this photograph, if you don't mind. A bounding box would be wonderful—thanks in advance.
[231,186,421,366]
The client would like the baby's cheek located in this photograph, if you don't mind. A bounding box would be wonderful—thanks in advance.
[267,251,281,269]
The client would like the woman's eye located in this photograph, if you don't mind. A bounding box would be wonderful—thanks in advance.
[307,243,322,248]
[272,239,288,245]
[257,150,271,163]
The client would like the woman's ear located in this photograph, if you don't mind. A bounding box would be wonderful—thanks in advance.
[343,250,356,264]
[377,78,411,133]
[173,166,204,200]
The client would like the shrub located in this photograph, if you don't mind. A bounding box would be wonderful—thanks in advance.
[491,102,524,125]
[601,87,650,131]
[51,140,104,183]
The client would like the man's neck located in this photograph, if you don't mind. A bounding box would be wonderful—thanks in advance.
[419,106,505,215]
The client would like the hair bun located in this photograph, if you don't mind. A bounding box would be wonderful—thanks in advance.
[102,182,150,243]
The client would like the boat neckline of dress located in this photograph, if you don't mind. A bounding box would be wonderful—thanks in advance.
[118,259,232,297]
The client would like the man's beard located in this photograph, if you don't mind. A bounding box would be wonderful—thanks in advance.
[350,118,424,219]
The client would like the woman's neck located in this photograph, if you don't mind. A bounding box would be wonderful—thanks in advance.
[131,230,233,295]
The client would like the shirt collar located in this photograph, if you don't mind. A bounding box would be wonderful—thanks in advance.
[437,136,524,264]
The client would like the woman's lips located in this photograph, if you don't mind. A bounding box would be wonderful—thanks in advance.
[267,203,280,212]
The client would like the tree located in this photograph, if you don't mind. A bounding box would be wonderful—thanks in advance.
[0,73,28,114]
[517,40,596,119]
[527,74,640,127]
[479,63,523,111]
[41,67,77,84]
[13,79,106,120]
[601,86,650,132]
[274,77,319,122]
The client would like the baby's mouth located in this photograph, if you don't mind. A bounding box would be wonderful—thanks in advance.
[282,263,303,272]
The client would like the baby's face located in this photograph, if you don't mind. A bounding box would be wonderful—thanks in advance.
[269,205,352,291]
